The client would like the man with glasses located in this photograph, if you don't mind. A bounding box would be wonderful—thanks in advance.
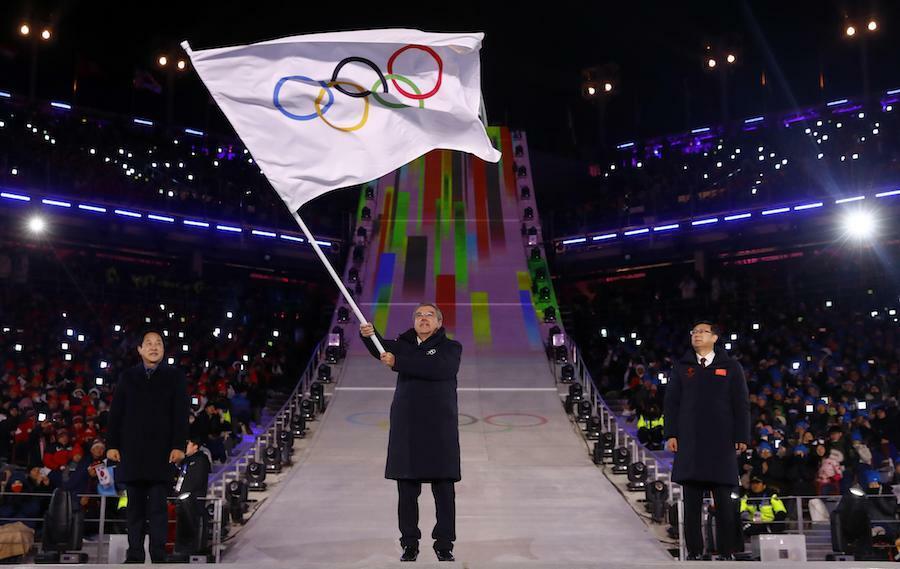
[664,320,750,560]
[360,303,462,562]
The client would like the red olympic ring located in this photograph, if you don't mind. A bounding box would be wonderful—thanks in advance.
[387,44,443,100]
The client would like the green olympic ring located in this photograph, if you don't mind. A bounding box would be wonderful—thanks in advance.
[370,74,426,110]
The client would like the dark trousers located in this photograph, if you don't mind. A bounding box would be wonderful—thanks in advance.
[397,480,455,551]
[125,482,170,562]
[683,481,737,556]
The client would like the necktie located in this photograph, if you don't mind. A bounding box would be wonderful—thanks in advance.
[700,357,707,368]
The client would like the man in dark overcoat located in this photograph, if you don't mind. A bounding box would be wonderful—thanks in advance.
[664,320,750,560]
[360,303,462,563]
[107,330,190,563]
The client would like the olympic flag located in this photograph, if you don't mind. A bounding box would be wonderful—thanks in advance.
[181,28,501,212]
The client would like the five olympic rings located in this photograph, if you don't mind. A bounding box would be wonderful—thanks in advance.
[273,44,443,132]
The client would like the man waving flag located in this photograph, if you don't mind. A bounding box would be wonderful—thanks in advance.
[183,29,500,352]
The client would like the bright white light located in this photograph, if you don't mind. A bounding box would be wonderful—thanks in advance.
[14,344,22,352]
[826,300,833,307]
[158,56,168,67]
[19,24,30,36]
[752,323,760,330]
[182,344,189,352]
[731,333,738,340]
[27,216,46,233]
[846,25,856,37]
[604,82,613,92]
[66,328,74,337]
[114,325,121,332]
[273,330,280,337]
[587,86,596,96]
[843,210,877,240]
[868,20,877,31]
[792,362,800,370]
[242,354,249,362]
[100,361,108,369]
[707,58,717,68]
[726,54,736,64]
[41,29,51,40]
[168,357,175,365]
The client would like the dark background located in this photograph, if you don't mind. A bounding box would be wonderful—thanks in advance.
[1,1,895,170]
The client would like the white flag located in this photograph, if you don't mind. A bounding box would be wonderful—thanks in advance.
[182,29,501,212]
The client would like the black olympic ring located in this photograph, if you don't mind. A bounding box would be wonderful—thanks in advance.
[330,57,389,99]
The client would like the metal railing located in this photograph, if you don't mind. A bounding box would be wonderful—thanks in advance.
[208,338,324,500]
[0,491,223,563]
[679,493,900,560]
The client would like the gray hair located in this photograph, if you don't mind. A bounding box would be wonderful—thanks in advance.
[414,303,443,322]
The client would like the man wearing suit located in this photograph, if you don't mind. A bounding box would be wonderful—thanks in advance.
[360,303,462,562]
[107,330,190,563]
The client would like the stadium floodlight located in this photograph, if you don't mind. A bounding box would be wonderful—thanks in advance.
[843,210,876,240]
[27,216,46,234]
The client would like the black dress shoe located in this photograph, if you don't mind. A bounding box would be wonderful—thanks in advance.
[400,546,419,562]
[435,549,455,562]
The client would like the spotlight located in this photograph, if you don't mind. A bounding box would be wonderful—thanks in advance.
[529,246,541,260]
[612,446,631,474]
[278,432,293,466]
[337,307,349,323]
[587,86,596,96]
[726,53,736,64]
[263,445,282,473]
[539,287,551,302]
[28,216,46,234]
[593,432,615,464]
[586,416,602,440]
[627,461,648,491]
[707,58,717,68]
[646,479,669,523]
[554,345,568,365]
[564,383,583,414]
[226,480,248,524]
[325,346,340,364]
[310,382,326,411]
[19,24,30,36]
[300,398,316,421]
[177,59,186,70]
[842,210,876,240]
[560,363,575,384]
[868,20,877,32]
[603,82,613,92]
[576,400,592,423]
[246,461,267,491]
[158,55,168,67]
[846,25,856,37]
[317,364,332,383]
[290,412,307,438]
[543,306,557,323]
[41,29,51,41]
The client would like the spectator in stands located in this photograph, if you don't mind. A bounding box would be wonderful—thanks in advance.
[860,470,900,545]
[173,437,211,560]
[740,476,788,537]
[636,403,664,450]
[107,330,189,564]
[664,320,750,561]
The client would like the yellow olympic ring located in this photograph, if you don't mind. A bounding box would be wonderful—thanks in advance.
[315,80,369,132]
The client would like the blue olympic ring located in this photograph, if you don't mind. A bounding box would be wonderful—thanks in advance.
[273,75,334,122]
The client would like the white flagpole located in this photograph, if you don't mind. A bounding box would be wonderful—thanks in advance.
[291,210,385,355]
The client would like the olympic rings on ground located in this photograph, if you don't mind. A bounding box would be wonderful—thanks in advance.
[315,80,369,132]
[330,57,388,99]
[273,75,333,121]
[482,413,549,428]
[371,74,425,109]
[387,44,443,100]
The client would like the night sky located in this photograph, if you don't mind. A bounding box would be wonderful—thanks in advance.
[1,0,897,158]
